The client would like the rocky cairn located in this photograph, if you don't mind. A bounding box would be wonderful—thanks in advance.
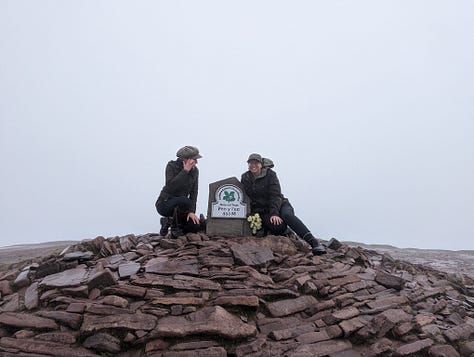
[1,233,474,357]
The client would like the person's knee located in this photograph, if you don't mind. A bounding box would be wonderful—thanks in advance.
[280,212,293,222]
[156,203,166,217]
[176,198,192,211]
[280,207,294,221]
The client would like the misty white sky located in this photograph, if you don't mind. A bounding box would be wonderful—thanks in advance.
[1,1,473,250]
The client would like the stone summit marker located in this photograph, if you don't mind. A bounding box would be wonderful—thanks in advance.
[206,177,252,236]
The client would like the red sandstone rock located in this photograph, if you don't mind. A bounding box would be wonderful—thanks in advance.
[267,295,318,317]
[428,344,461,357]
[0,312,58,330]
[289,339,353,356]
[394,338,434,356]
[0,336,99,356]
[0,234,473,356]
[154,306,257,339]
[81,313,157,333]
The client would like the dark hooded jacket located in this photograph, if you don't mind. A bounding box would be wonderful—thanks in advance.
[241,168,288,216]
[156,159,199,212]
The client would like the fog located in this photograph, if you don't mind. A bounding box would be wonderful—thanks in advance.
[1,1,473,250]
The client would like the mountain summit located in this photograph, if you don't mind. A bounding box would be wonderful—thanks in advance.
[0,233,473,356]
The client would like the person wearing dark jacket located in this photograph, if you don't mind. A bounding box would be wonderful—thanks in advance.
[155,146,202,237]
[241,153,326,255]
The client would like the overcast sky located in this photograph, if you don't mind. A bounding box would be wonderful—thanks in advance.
[1,1,473,250]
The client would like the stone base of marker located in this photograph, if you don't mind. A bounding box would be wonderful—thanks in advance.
[206,218,252,237]
[206,177,252,237]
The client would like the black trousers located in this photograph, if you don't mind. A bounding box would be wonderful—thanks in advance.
[155,197,200,233]
[261,202,311,239]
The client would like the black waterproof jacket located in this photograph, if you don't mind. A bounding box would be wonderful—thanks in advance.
[156,159,199,212]
[241,168,287,216]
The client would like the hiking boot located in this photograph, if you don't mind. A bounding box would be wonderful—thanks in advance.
[170,226,184,238]
[302,233,327,255]
[160,217,171,236]
[311,243,327,255]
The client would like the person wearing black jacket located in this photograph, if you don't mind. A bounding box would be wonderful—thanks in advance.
[241,153,326,255]
[155,146,202,237]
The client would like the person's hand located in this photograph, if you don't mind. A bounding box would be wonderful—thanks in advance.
[270,215,283,225]
[183,158,196,172]
[187,212,200,224]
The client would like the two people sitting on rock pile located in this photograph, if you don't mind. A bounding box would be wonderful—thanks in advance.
[155,146,326,255]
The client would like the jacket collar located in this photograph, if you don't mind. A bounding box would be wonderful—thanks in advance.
[252,168,268,180]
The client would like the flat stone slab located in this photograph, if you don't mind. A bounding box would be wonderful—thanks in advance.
[269,322,315,340]
[34,331,77,344]
[0,280,13,296]
[375,271,405,290]
[24,282,39,310]
[86,268,116,289]
[297,325,343,344]
[339,316,367,337]
[154,306,256,339]
[395,338,434,356]
[0,293,20,312]
[85,304,130,315]
[0,312,58,330]
[257,316,302,335]
[63,251,94,261]
[444,323,474,342]
[288,339,353,357]
[232,236,299,255]
[332,307,360,320]
[359,308,413,339]
[13,270,30,288]
[83,332,121,354]
[145,259,199,276]
[103,295,129,308]
[151,296,205,306]
[267,295,318,317]
[118,262,141,278]
[81,313,157,333]
[428,344,461,357]
[230,243,274,267]
[134,274,221,291]
[380,309,413,324]
[328,275,361,286]
[367,296,409,310]
[102,285,147,298]
[213,295,260,307]
[0,336,100,357]
[36,311,82,329]
[40,268,88,288]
